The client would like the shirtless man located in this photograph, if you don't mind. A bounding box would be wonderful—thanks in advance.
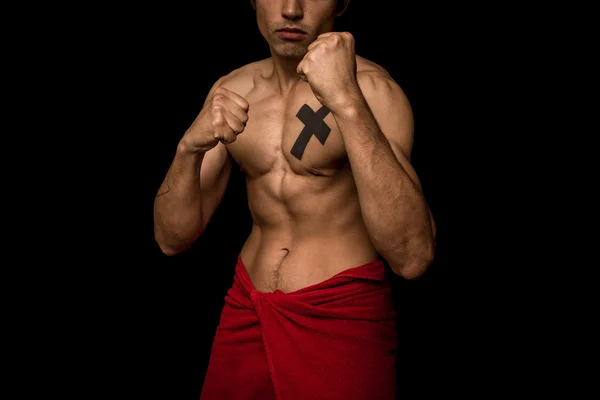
[153,1,436,398]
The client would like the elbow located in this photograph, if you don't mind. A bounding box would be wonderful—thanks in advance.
[155,236,183,256]
[389,240,436,280]
[158,243,182,256]
[154,231,195,256]
[154,216,205,256]
[394,258,432,280]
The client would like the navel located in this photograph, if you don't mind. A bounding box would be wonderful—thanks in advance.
[270,248,290,291]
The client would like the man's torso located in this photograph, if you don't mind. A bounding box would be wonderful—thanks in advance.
[219,56,385,293]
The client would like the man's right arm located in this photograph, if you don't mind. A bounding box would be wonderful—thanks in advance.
[153,78,234,256]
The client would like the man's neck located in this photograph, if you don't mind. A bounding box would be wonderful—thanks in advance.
[268,53,304,96]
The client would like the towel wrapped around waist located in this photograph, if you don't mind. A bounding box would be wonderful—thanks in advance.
[200,254,398,400]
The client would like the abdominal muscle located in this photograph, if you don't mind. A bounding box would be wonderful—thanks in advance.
[239,178,379,293]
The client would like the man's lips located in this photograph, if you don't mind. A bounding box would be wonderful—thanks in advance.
[277,28,306,34]
[276,28,307,40]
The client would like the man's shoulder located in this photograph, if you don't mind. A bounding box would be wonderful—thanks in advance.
[213,58,271,98]
[355,55,407,100]
[356,55,395,83]
[353,55,412,121]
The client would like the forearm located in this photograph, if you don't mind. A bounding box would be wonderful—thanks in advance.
[332,98,435,278]
[153,141,205,255]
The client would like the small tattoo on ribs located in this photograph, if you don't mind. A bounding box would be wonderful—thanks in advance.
[156,185,171,197]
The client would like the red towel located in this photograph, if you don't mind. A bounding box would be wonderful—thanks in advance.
[200,254,398,400]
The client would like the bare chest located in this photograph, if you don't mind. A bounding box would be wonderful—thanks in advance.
[225,88,347,177]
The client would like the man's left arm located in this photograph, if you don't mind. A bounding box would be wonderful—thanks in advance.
[330,71,436,279]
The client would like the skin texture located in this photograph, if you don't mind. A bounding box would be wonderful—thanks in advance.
[153,0,436,292]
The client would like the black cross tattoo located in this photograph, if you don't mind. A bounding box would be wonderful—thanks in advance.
[290,104,331,160]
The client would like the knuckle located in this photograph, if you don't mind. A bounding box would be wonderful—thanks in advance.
[211,115,223,127]
[213,93,226,103]
[223,131,235,142]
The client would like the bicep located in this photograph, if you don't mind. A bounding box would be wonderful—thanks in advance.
[360,72,436,235]
[199,142,233,231]
[359,72,421,188]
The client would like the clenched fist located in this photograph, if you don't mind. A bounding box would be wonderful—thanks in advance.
[296,32,358,111]
[181,87,249,153]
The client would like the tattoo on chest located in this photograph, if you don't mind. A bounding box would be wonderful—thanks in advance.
[290,104,331,160]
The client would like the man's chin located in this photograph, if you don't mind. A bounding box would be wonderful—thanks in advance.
[271,42,308,59]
